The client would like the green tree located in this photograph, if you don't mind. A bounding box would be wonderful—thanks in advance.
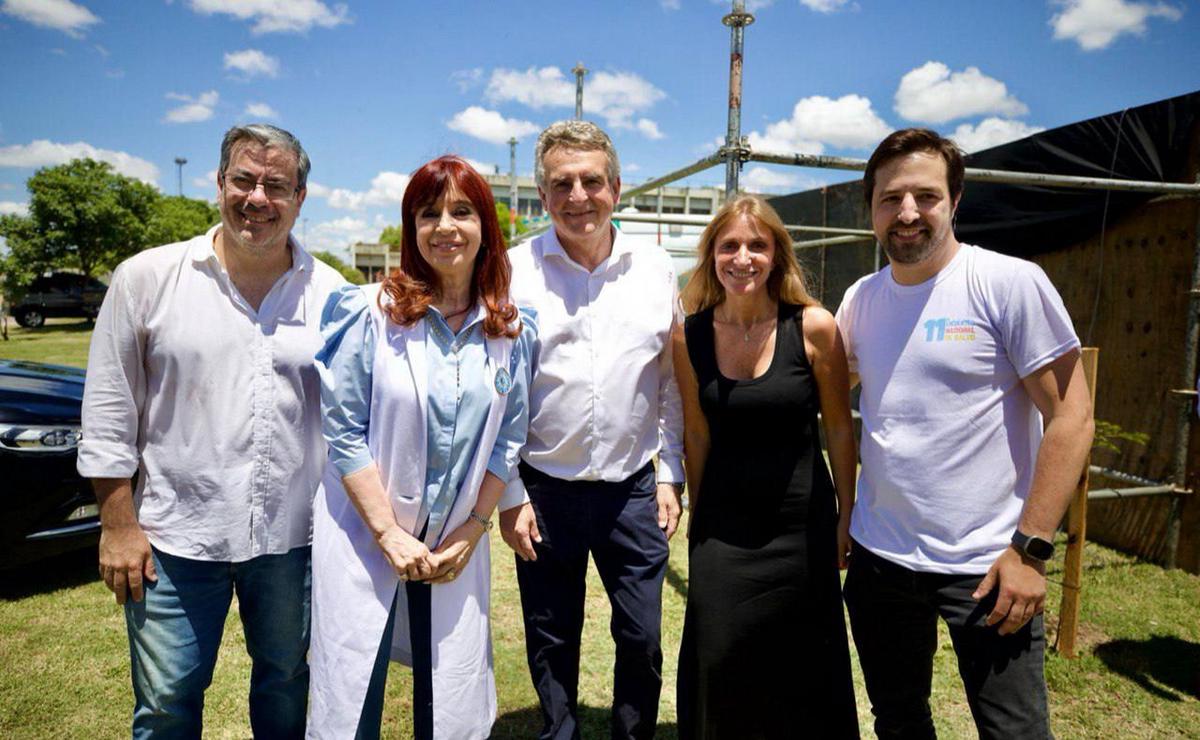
[495,202,527,247]
[379,224,402,248]
[0,159,158,283]
[145,195,220,248]
[310,250,366,285]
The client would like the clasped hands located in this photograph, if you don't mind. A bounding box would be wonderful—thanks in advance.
[377,520,484,585]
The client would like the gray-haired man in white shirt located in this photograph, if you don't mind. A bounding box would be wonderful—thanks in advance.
[78,124,345,738]
[499,120,685,740]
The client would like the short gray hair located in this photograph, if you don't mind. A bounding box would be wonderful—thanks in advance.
[534,120,620,188]
[219,123,311,188]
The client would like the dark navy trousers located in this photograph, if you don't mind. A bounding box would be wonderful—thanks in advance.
[515,461,669,740]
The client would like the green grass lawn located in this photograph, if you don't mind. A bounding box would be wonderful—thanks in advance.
[0,318,93,367]
[1,322,1197,737]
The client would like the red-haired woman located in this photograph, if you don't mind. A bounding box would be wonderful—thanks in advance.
[307,155,536,739]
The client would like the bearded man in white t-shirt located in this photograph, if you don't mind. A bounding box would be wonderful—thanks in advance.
[835,128,1094,739]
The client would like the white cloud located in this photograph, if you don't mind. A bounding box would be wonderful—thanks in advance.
[164,90,219,124]
[447,106,539,145]
[660,0,681,10]
[800,0,850,11]
[224,48,280,78]
[744,94,893,154]
[307,215,377,252]
[93,43,108,56]
[192,169,218,189]
[484,66,667,130]
[0,200,29,216]
[625,162,642,173]
[0,140,159,184]
[895,61,1028,124]
[187,0,350,35]
[244,101,279,118]
[1050,0,1182,51]
[464,158,500,175]
[636,119,665,140]
[741,167,800,193]
[308,171,411,211]
[950,118,1046,153]
[451,67,483,92]
[1,0,99,38]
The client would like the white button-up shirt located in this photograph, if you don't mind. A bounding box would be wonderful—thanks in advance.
[502,226,684,509]
[77,225,346,562]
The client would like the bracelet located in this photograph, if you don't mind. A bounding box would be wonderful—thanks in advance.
[467,511,493,532]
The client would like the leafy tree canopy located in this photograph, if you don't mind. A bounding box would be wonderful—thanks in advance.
[310,250,366,285]
[145,195,220,248]
[0,159,158,284]
[379,224,402,248]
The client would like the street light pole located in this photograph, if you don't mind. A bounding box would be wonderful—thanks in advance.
[509,137,519,243]
[174,157,187,197]
[572,62,588,119]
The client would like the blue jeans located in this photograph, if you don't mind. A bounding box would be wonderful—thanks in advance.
[124,546,312,739]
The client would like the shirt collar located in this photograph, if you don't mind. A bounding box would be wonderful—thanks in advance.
[544,223,631,269]
[191,224,311,274]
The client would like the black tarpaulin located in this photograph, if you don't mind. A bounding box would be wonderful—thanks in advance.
[955,90,1200,257]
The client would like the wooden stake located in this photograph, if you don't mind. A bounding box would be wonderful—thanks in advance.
[1057,347,1098,659]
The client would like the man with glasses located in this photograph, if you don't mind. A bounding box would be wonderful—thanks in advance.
[78,124,346,738]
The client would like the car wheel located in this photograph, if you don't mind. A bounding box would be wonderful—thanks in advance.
[16,308,45,328]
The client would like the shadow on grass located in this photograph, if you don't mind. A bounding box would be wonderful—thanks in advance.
[664,560,687,601]
[491,705,678,739]
[1094,635,1200,701]
[12,320,94,335]
[0,547,100,601]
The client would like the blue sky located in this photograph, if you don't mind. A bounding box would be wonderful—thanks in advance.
[1,0,1197,256]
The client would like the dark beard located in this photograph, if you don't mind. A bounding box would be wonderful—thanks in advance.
[882,225,944,265]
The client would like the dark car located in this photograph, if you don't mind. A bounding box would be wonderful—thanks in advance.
[0,359,100,566]
[11,272,108,328]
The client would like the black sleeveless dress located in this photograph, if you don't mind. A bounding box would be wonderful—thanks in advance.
[676,302,858,739]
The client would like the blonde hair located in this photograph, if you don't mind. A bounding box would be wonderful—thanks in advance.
[680,194,819,315]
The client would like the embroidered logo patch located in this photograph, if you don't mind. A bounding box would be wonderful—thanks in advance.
[494,366,513,395]
[922,318,977,342]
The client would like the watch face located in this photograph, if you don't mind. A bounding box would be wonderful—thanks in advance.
[1026,536,1055,561]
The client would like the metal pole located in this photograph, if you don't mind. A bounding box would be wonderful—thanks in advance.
[603,209,872,236]
[656,188,663,246]
[620,152,725,203]
[747,149,1200,196]
[1164,183,1200,568]
[722,1,753,199]
[572,62,587,120]
[509,137,518,243]
[1088,485,1178,501]
[174,157,187,197]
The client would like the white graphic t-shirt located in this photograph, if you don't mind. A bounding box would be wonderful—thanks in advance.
[835,244,1079,574]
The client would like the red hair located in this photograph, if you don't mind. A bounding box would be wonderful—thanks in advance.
[380,155,518,338]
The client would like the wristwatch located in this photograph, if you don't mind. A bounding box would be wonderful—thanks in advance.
[1011,529,1055,561]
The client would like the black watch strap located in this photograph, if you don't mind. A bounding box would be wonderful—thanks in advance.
[1011,529,1055,561]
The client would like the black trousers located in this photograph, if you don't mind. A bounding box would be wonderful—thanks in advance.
[515,461,669,740]
[843,542,1052,740]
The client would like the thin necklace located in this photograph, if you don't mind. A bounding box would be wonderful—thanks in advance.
[716,309,775,343]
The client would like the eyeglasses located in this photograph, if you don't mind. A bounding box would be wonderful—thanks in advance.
[221,172,300,201]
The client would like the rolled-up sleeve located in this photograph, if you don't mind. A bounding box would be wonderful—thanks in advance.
[655,264,685,485]
[315,285,375,477]
[486,309,538,482]
[499,308,539,511]
[77,264,147,478]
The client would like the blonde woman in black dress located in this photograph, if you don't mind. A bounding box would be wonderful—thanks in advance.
[675,195,858,738]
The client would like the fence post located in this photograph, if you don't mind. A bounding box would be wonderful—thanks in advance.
[1057,346,1099,658]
